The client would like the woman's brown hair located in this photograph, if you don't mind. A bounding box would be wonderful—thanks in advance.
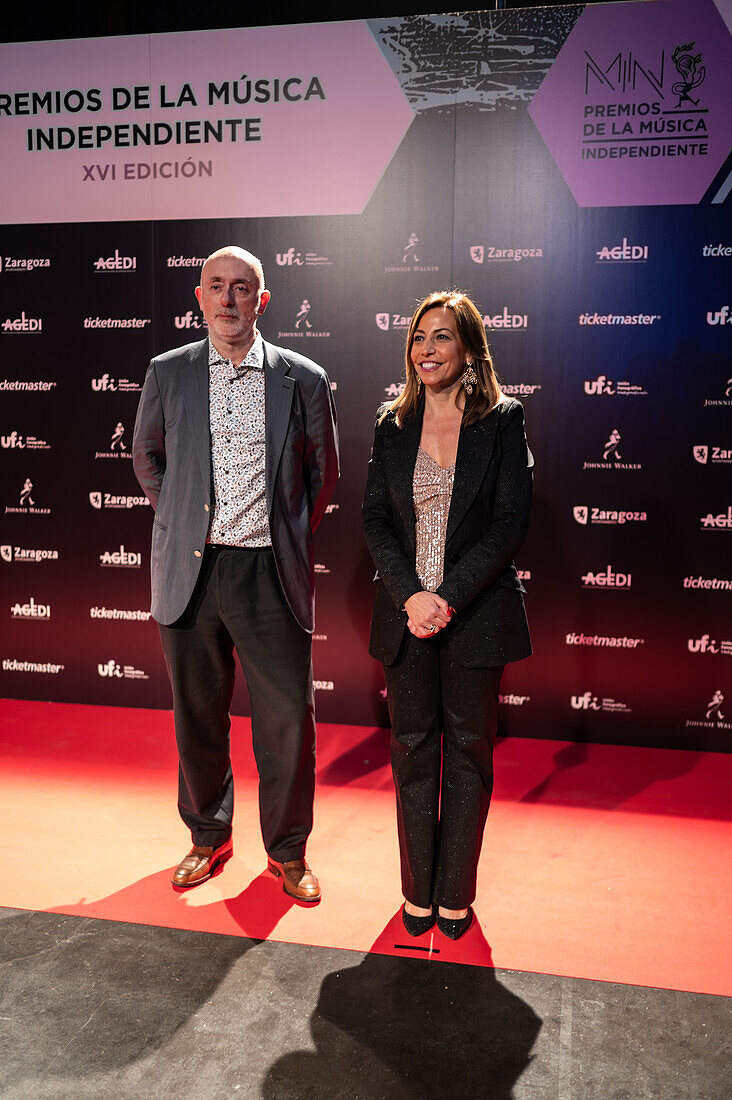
[380,290,502,427]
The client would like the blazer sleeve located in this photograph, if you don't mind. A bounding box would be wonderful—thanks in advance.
[132,360,166,511]
[362,417,422,610]
[436,400,533,613]
[304,370,340,533]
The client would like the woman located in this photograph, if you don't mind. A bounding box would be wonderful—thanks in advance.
[362,290,533,939]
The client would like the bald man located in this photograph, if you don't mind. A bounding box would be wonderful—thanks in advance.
[133,247,339,900]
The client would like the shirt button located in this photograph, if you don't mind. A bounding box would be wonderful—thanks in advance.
[194,550,202,558]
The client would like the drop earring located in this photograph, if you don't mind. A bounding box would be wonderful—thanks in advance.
[461,361,478,395]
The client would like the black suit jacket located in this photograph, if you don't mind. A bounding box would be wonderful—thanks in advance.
[362,398,533,668]
[132,337,339,629]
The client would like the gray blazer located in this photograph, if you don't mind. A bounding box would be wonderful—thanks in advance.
[132,337,339,629]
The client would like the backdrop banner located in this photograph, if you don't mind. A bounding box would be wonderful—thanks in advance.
[2,1,731,750]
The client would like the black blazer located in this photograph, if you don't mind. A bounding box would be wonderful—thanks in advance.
[132,338,339,629]
[362,398,533,668]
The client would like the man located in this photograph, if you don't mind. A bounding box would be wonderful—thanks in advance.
[133,246,338,900]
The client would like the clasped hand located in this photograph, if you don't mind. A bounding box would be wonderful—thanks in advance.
[404,591,453,639]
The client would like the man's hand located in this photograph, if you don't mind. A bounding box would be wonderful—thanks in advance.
[404,591,452,639]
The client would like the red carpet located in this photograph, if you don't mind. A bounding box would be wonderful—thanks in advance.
[1,698,730,994]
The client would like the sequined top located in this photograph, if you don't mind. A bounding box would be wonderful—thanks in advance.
[413,446,455,590]
[207,335,271,547]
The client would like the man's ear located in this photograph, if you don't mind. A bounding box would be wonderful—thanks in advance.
[195,286,202,306]
[258,290,271,315]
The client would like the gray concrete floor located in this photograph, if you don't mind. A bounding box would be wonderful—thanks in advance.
[0,906,728,1099]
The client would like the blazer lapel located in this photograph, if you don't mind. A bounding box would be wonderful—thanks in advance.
[263,341,295,514]
[180,340,212,490]
[445,411,499,543]
[387,405,423,558]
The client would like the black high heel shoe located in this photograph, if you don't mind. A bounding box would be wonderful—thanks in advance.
[437,907,473,940]
[401,904,436,937]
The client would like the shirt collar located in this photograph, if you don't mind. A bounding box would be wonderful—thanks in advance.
[208,333,265,373]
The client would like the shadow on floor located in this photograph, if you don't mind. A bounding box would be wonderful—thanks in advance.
[262,913,542,1099]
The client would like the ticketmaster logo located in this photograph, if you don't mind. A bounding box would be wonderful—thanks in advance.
[2,658,64,674]
[0,379,57,392]
[566,632,644,648]
[84,317,151,329]
[167,255,207,268]
[90,607,151,621]
[579,312,660,326]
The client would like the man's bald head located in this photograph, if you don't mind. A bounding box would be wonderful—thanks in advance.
[195,245,271,358]
[201,246,265,292]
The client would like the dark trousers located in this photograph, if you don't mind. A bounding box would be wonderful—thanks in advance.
[159,545,315,861]
[384,631,503,910]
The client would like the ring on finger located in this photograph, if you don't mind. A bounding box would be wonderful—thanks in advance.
[427,623,437,633]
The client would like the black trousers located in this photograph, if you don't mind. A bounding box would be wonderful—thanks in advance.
[158,545,315,861]
[384,630,503,910]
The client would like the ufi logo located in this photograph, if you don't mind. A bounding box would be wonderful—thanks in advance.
[596,238,648,262]
[275,247,331,267]
[97,658,149,680]
[174,311,206,330]
[701,506,732,530]
[581,565,632,589]
[1,431,24,448]
[571,692,600,711]
[2,312,43,333]
[94,250,137,272]
[277,247,304,266]
[584,375,615,395]
[707,306,732,326]
[98,659,122,678]
[90,374,142,393]
[10,596,50,620]
[687,635,720,654]
[584,374,647,398]
[1,430,50,451]
[483,308,528,331]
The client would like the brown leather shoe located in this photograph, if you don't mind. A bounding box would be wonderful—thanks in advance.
[267,857,321,902]
[171,838,233,888]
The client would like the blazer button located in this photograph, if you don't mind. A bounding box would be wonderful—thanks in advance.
[194,550,202,557]
[204,504,209,512]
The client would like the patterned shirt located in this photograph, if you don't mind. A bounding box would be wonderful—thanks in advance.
[207,334,271,547]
